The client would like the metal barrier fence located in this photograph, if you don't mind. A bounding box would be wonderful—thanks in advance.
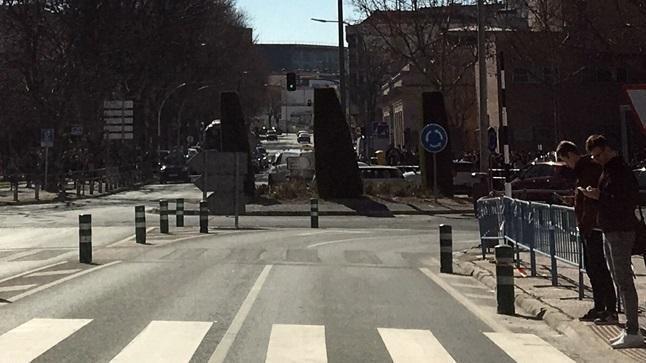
[477,196,585,299]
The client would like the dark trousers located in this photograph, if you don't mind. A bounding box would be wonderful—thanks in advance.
[583,230,617,312]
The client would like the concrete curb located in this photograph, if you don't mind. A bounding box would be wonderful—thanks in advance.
[454,258,573,336]
[148,208,474,217]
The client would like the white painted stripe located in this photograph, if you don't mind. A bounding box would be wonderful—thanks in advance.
[0,284,37,293]
[79,224,91,230]
[208,265,273,363]
[0,261,67,284]
[378,328,455,363]
[0,318,92,362]
[107,227,155,247]
[420,266,510,333]
[136,222,146,228]
[484,333,575,363]
[2,250,44,262]
[110,321,211,362]
[265,324,327,363]
[25,268,82,278]
[8,261,121,303]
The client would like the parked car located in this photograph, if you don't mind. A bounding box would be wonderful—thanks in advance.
[359,165,406,188]
[266,130,278,141]
[297,132,311,144]
[268,150,300,185]
[159,152,190,183]
[453,160,477,193]
[511,162,576,203]
[634,168,646,205]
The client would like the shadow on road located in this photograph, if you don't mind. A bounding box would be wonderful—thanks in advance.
[331,197,394,218]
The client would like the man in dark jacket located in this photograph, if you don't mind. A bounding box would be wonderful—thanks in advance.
[581,135,644,349]
[556,141,616,323]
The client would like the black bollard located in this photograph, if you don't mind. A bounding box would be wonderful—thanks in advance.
[160,200,169,234]
[495,244,515,315]
[79,214,92,264]
[200,201,208,233]
[549,226,558,286]
[311,198,319,228]
[176,198,184,227]
[439,224,453,273]
[135,205,146,244]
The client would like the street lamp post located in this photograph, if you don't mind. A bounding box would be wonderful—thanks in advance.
[158,82,188,163]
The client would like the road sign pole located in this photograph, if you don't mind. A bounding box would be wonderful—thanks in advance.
[433,153,439,197]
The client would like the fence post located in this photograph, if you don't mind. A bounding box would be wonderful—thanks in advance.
[310,198,319,228]
[549,224,558,286]
[135,205,146,244]
[440,224,453,273]
[79,214,92,264]
[495,244,515,315]
[200,200,208,233]
[159,200,169,234]
[176,198,184,227]
[528,204,537,277]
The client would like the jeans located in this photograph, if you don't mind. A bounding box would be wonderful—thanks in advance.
[583,230,616,312]
[604,231,640,334]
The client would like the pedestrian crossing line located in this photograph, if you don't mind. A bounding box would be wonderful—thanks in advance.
[110,320,212,363]
[0,318,92,363]
[265,324,328,363]
[0,261,67,284]
[484,333,575,363]
[0,284,37,293]
[24,268,82,278]
[378,328,456,363]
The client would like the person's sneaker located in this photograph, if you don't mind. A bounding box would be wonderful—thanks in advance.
[579,308,602,322]
[594,311,619,325]
[609,330,626,344]
[611,332,645,349]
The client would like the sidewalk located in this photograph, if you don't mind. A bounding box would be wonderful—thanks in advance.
[152,196,474,217]
[0,181,146,206]
[456,244,646,362]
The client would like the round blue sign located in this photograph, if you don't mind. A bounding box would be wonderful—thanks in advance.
[420,123,448,153]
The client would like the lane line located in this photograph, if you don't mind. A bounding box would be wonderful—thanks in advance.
[378,328,455,363]
[484,333,575,363]
[8,261,122,303]
[107,227,155,248]
[0,318,92,362]
[208,264,273,363]
[265,324,327,363]
[0,284,37,293]
[24,268,82,278]
[0,261,67,284]
[419,265,510,333]
[110,320,212,362]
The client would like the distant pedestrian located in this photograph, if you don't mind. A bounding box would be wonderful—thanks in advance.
[580,135,644,349]
[556,141,617,324]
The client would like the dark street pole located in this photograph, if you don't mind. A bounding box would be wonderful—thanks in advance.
[477,0,489,172]
[338,0,347,122]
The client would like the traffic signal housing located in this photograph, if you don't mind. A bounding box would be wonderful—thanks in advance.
[286,72,296,91]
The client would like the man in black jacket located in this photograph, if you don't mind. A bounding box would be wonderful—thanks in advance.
[581,135,644,349]
[556,141,616,323]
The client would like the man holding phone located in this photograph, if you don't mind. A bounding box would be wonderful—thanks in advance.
[556,141,617,325]
[580,135,643,349]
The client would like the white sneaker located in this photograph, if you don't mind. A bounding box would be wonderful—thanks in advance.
[611,332,645,349]
[609,330,626,344]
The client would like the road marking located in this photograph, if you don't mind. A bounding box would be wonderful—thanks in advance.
[0,261,67,284]
[265,324,327,363]
[419,266,510,333]
[107,227,155,247]
[484,333,575,362]
[24,268,82,278]
[0,318,92,362]
[0,284,37,293]
[378,328,455,363]
[306,236,388,249]
[8,261,122,303]
[110,320,212,362]
[208,264,273,363]
[2,250,44,262]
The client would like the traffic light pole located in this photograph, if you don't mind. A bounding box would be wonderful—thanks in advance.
[338,0,347,121]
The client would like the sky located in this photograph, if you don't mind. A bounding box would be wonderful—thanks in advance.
[235,0,361,46]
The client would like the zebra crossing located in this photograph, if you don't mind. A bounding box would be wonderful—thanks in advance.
[0,318,574,362]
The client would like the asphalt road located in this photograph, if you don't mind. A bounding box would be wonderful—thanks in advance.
[0,181,582,362]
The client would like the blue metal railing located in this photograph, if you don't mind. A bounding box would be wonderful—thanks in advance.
[477,196,585,299]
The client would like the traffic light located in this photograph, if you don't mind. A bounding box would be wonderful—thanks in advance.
[286,72,296,91]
